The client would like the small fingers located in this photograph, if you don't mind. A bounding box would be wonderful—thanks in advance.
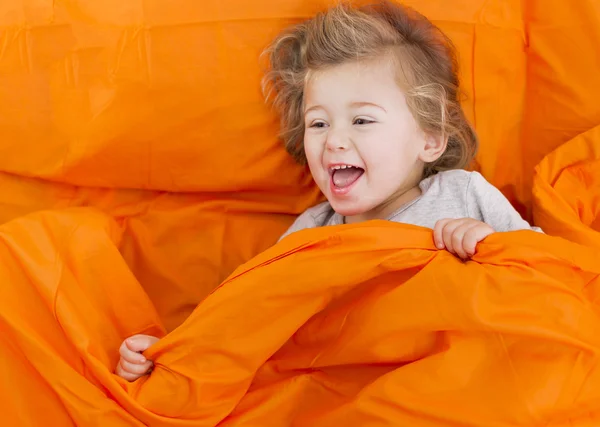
[115,364,137,382]
[433,219,452,249]
[125,334,160,354]
[463,224,495,257]
[119,340,146,364]
[451,222,479,259]
[462,228,479,257]
[441,218,469,255]
[116,334,159,382]
[119,358,154,376]
[116,363,145,382]
[435,219,496,260]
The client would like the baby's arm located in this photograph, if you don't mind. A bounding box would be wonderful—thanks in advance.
[115,334,159,381]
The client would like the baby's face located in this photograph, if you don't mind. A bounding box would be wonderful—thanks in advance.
[303,57,430,222]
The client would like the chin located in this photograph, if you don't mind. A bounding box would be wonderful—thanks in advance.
[328,199,371,218]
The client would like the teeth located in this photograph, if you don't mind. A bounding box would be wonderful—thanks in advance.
[332,165,352,170]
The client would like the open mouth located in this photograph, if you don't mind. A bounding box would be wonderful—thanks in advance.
[329,165,365,191]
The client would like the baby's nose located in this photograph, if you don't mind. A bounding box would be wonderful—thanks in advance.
[325,128,349,151]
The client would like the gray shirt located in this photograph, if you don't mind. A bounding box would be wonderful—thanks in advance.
[280,170,541,240]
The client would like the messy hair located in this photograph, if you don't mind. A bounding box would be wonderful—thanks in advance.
[262,0,478,178]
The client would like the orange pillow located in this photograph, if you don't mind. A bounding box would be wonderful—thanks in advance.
[0,0,525,194]
[521,0,600,210]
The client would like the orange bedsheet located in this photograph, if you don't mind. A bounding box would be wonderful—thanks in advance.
[1,208,599,426]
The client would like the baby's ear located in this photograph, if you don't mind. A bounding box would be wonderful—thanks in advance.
[419,132,447,163]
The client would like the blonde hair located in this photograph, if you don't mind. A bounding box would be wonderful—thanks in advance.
[262,0,478,178]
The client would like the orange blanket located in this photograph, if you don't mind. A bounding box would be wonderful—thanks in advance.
[1,208,599,426]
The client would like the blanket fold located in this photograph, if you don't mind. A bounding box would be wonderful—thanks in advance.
[533,124,600,249]
[1,209,599,426]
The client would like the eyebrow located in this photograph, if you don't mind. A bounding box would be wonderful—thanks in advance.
[304,102,387,116]
[350,102,387,113]
[304,105,324,116]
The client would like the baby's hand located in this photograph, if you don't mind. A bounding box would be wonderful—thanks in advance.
[433,218,494,260]
[115,334,159,382]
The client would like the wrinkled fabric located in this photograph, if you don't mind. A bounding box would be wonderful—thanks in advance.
[533,125,600,250]
[1,209,599,426]
[0,0,600,425]
[1,208,600,426]
[0,0,598,329]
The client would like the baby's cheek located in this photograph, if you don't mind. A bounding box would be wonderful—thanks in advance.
[304,144,323,167]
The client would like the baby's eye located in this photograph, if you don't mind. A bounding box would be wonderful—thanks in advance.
[309,121,327,128]
[353,118,374,125]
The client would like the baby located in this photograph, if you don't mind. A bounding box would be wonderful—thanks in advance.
[116,0,540,381]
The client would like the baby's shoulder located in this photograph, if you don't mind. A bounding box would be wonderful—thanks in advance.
[422,169,484,199]
[278,201,333,241]
[429,169,483,185]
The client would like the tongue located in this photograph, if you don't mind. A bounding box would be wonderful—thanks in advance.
[333,167,364,188]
